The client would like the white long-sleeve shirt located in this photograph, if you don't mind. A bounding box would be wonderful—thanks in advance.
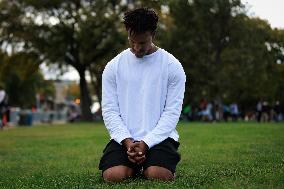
[102,48,186,149]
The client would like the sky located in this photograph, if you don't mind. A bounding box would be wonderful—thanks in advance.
[242,0,284,29]
[40,63,80,81]
[41,0,284,81]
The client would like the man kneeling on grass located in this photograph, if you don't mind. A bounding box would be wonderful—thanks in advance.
[99,7,186,182]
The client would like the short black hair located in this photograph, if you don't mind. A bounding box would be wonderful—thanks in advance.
[123,8,158,35]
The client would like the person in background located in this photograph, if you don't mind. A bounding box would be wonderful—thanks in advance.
[273,101,281,122]
[256,100,262,123]
[230,103,239,121]
[223,104,230,122]
[182,104,192,121]
[262,101,270,122]
[202,101,213,122]
[0,84,8,129]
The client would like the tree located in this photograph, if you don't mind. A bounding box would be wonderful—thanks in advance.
[88,0,169,112]
[0,0,128,120]
[0,51,54,108]
[163,0,284,111]
[220,17,275,109]
[163,0,243,106]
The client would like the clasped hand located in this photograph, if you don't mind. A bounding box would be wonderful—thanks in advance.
[125,140,148,164]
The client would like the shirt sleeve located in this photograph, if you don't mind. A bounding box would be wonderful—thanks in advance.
[142,61,186,148]
[102,58,132,144]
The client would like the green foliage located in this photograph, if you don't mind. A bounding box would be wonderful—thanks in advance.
[1,0,284,112]
[163,0,284,110]
[0,51,54,107]
[0,0,128,119]
[219,17,272,107]
[0,122,283,188]
[162,0,243,105]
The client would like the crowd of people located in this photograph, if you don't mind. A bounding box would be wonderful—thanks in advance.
[182,99,284,123]
[1,80,284,127]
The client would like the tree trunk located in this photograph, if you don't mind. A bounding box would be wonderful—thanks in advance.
[78,69,93,121]
[96,75,102,110]
[89,68,102,115]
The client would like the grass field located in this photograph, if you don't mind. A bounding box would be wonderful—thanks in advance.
[0,122,283,188]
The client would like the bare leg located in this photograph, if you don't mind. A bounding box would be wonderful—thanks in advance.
[143,166,175,181]
[102,165,134,182]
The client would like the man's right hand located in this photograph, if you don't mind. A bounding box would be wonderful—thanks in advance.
[122,138,137,163]
[126,141,147,164]
[122,138,147,164]
[122,138,134,150]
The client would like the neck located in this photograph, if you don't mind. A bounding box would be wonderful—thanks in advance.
[147,43,158,55]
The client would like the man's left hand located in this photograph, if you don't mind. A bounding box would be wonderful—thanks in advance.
[136,140,149,155]
[126,140,149,164]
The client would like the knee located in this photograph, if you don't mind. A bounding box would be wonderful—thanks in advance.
[103,166,133,182]
[144,166,175,181]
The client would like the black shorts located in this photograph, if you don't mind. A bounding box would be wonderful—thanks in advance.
[98,138,181,175]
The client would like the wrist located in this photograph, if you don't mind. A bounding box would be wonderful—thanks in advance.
[122,138,133,148]
[141,140,149,151]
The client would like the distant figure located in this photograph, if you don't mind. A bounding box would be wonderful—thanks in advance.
[256,100,262,123]
[0,85,8,129]
[199,98,207,112]
[280,102,284,122]
[68,107,79,122]
[223,104,230,122]
[198,98,207,120]
[182,104,192,121]
[202,102,213,122]
[230,103,239,121]
[262,101,270,122]
[213,100,222,122]
[273,101,281,122]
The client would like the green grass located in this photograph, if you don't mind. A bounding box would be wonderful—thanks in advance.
[0,122,283,188]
